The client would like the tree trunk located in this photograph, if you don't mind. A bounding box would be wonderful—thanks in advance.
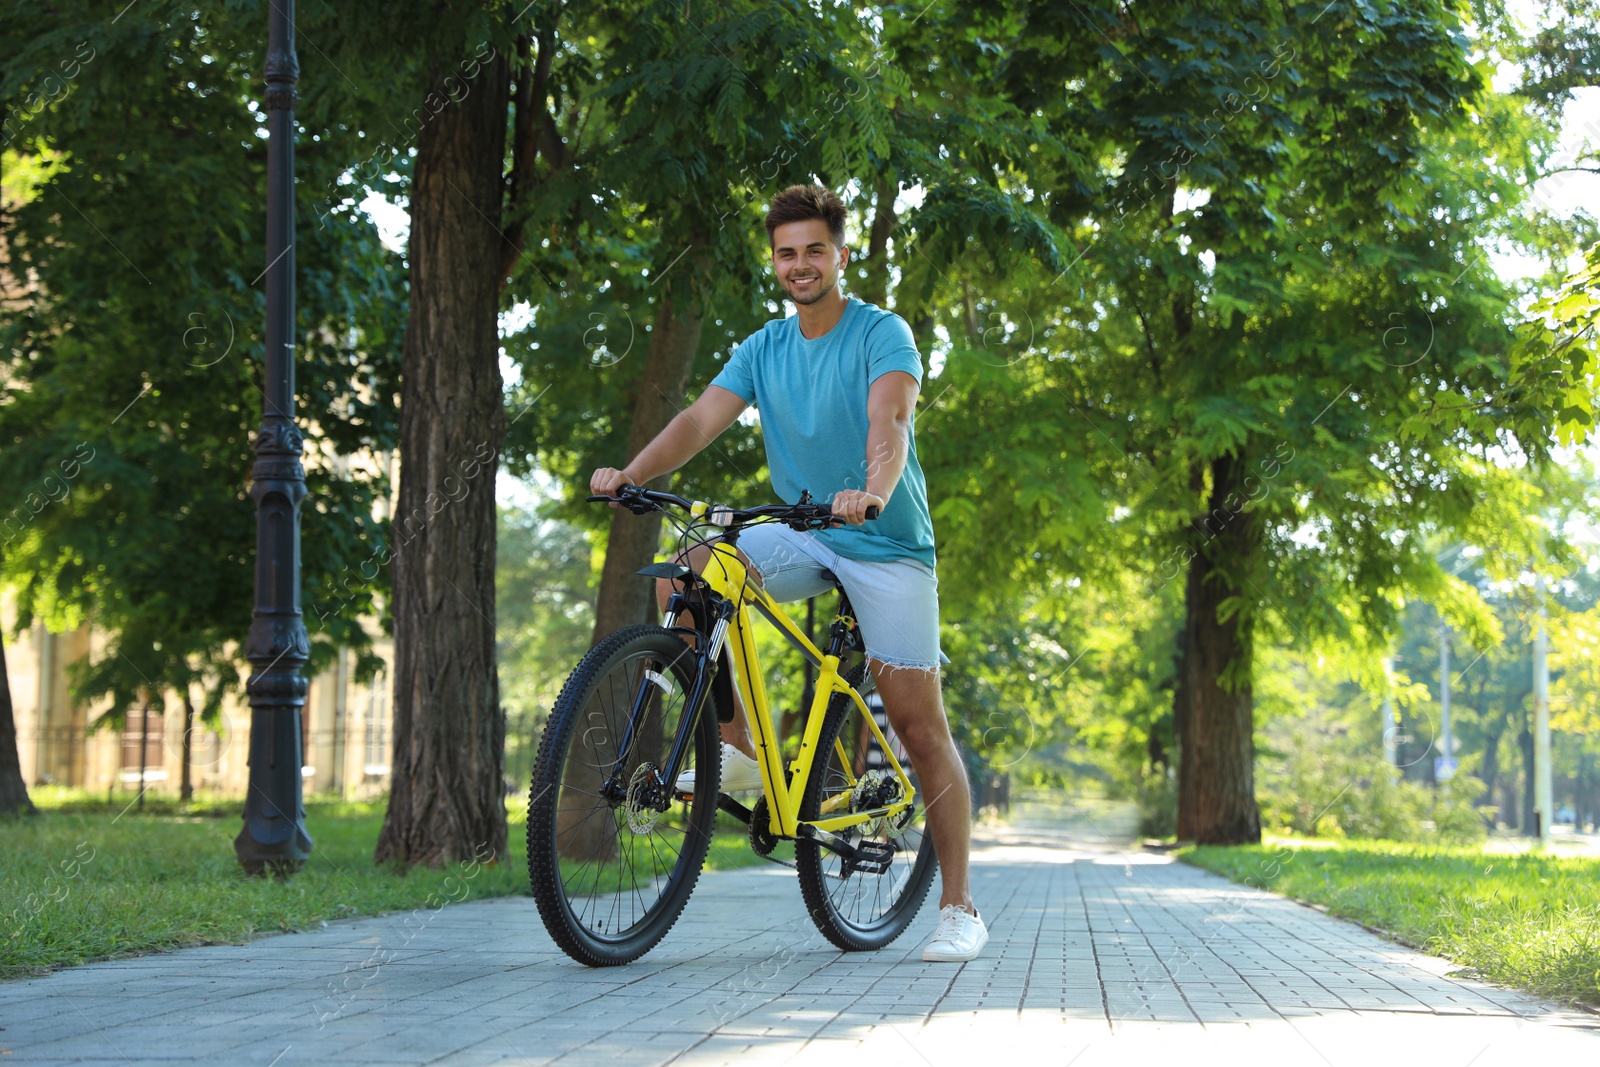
[180,690,195,803]
[1579,749,1591,832]
[137,697,150,812]
[376,53,512,869]
[1147,727,1169,775]
[859,173,896,307]
[1502,774,1520,832]
[1174,454,1262,845]
[1478,722,1503,824]
[564,269,710,864]
[0,624,35,818]
[1579,749,1593,832]
[588,270,713,645]
[1519,722,1536,838]
[1,137,32,820]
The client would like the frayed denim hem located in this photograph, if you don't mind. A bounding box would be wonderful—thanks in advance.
[866,651,942,676]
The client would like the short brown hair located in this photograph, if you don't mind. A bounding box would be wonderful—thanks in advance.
[764,184,847,248]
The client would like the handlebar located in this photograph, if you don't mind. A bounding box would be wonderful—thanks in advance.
[586,485,878,528]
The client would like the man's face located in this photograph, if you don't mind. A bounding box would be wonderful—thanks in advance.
[771,219,848,306]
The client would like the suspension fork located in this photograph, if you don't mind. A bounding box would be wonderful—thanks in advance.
[602,588,734,804]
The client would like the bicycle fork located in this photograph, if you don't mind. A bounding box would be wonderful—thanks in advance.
[599,587,732,808]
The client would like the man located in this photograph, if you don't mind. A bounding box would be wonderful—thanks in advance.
[589,184,985,962]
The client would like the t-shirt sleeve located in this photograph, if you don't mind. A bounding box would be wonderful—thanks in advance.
[865,313,924,386]
[708,332,759,404]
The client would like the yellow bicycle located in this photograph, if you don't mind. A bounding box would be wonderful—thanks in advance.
[527,485,936,966]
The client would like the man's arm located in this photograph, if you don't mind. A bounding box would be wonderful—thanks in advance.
[590,385,749,496]
[832,370,919,525]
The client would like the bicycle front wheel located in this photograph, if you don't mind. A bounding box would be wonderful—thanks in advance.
[527,624,720,966]
[796,665,938,951]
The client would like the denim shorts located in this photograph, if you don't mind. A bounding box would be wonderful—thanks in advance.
[735,523,947,671]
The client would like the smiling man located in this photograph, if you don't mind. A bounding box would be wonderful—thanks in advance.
[590,184,985,962]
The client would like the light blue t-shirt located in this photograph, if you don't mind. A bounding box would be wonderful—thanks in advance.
[709,296,937,568]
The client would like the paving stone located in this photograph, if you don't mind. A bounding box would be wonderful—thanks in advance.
[3,821,1597,1065]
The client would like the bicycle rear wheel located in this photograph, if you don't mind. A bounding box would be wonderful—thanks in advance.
[527,624,720,966]
[796,665,938,951]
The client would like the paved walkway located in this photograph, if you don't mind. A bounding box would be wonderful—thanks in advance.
[2,818,1595,1066]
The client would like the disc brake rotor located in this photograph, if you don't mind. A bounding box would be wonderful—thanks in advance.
[623,763,665,835]
[851,769,902,837]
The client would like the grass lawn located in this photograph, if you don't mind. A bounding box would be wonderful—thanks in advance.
[1181,838,1600,1008]
[2,790,771,980]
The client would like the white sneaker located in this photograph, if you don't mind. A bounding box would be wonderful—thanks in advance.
[675,742,764,794]
[921,904,988,962]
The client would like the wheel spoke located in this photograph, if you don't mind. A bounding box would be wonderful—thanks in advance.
[528,627,718,965]
[797,666,937,951]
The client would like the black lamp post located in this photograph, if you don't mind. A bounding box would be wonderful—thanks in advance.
[235,0,312,875]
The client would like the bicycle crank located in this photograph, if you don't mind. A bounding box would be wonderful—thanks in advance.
[797,824,897,875]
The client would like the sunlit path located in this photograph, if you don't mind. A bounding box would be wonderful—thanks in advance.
[1,815,1593,1066]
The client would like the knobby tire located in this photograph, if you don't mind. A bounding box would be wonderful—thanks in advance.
[527,624,720,966]
[795,665,938,951]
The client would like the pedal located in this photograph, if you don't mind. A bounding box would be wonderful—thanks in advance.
[797,823,897,875]
[842,838,895,875]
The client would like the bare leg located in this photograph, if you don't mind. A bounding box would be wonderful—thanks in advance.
[872,662,974,913]
[656,543,758,760]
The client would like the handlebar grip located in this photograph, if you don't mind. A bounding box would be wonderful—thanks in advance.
[588,485,642,504]
[865,505,880,521]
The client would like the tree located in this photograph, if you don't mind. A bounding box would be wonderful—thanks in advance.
[1017,1,1573,842]
[0,2,402,803]
[373,14,514,868]
[265,0,574,867]
[0,624,34,817]
[0,104,32,819]
[835,0,1596,846]
[500,1,906,641]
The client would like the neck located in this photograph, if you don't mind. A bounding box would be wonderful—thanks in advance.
[795,289,849,339]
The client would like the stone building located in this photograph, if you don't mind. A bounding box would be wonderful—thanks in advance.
[4,595,397,801]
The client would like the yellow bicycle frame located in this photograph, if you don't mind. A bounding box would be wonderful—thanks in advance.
[686,536,917,842]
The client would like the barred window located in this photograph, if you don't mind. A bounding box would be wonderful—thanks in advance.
[363,673,390,776]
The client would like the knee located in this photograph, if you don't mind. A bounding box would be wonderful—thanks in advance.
[887,711,951,763]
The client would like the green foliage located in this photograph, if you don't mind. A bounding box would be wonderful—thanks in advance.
[885,2,1599,821]
[1510,242,1600,446]
[496,502,596,723]
[496,500,596,784]
[1136,768,1178,838]
[914,2,1574,672]
[498,0,915,537]
[0,1,405,722]
[5,0,1600,849]
[1261,749,1487,844]
[1195,639,1495,842]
